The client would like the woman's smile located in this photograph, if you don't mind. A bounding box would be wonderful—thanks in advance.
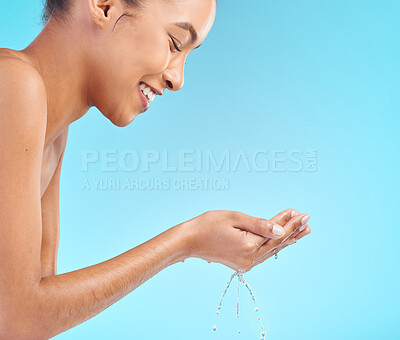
[138,82,162,113]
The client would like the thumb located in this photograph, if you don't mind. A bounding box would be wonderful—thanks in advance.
[233,213,286,239]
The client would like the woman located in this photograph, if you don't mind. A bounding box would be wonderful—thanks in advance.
[0,0,311,338]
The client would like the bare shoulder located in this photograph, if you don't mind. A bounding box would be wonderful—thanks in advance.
[0,49,47,136]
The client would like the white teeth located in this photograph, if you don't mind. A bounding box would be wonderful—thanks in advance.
[140,83,157,104]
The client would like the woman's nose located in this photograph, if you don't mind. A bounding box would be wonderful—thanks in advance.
[162,62,185,91]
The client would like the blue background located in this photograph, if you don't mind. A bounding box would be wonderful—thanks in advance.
[1,1,399,339]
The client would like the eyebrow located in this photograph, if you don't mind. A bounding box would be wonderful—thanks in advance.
[174,22,201,49]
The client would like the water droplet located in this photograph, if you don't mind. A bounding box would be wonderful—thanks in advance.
[212,325,217,331]
[236,275,241,319]
[274,253,278,260]
[215,272,267,337]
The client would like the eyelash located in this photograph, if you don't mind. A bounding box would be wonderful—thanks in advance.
[169,35,182,52]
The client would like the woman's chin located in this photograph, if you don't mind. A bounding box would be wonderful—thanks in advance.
[109,108,141,127]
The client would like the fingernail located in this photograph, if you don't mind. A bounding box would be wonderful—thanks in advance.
[291,210,297,218]
[301,215,310,225]
[272,224,285,237]
[299,225,307,232]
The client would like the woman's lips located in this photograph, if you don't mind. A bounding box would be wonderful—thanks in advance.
[138,85,150,113]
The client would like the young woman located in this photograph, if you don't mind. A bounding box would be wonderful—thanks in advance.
[0,0,311,338]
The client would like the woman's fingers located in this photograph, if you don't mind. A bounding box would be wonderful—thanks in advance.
[243,230,268,249]
[251,223,311,269]
[289,224,312,242]
[269,213,309,247]
[232,212,286,240]
[269,208,300,226]
[253,213,310,261]
[289,222,310,241]
[251,208,302,249]
[295,225,312,240]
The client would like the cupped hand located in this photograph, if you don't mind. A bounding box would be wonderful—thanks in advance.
[183,209,311,272]
[242,208,312,272]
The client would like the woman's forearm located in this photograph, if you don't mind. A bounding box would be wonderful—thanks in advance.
[16,223,191,340]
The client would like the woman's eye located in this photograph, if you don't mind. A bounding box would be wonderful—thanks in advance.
[169,35,182,52]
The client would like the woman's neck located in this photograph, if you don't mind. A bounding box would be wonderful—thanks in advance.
[21,17,94,148]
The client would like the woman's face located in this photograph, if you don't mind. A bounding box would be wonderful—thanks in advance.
[89,0,217,126]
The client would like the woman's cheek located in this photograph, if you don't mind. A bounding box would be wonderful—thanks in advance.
[137,36,170,74]
[150,47,170,73]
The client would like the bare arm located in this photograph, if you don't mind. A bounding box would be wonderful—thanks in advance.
[34,225,187,338]
[0,60,311,340]
[0,60,189,340]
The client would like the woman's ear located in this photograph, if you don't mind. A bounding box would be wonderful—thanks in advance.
[87,0,125,27]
